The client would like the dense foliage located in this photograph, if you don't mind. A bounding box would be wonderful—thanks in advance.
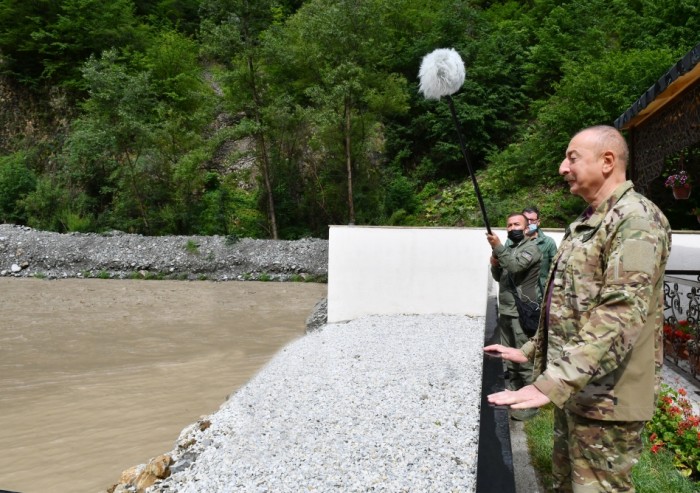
[1,0,699,237]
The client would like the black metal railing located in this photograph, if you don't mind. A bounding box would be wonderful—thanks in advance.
[663,270,700,378]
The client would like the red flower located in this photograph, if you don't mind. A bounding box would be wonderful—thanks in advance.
[679,388,687,396]
[651,443,663,454]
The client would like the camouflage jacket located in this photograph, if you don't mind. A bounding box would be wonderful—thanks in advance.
[522,181,671,421]
[491,236,541,318]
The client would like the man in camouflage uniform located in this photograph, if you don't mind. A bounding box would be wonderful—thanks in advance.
[486,213,541,420]
[484,125,671,492]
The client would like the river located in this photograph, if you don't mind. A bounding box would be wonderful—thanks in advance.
[0,278,326,493]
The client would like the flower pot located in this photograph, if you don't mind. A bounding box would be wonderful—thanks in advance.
[673,185,692,200]
[664,338,676,359]
[664,338,689,361]
[691,353,700,376]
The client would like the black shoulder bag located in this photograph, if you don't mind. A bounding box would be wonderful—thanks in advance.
[507,274,540,337]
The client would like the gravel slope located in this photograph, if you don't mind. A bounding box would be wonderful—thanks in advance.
[148,314,485,493]
[0,224,328,281]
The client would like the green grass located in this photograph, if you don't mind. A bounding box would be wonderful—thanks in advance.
[523,405,698,493]
[633,441,700,493]
[303,274,328,283]
[524,404,555,491]
[185,239,199,254]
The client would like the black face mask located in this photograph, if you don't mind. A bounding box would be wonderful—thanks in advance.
[507,229,525,244]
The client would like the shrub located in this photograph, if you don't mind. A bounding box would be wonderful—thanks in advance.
[0,151,37,223]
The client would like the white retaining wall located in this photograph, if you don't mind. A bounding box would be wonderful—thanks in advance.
[327,226,698,323]
[327,226,507,323]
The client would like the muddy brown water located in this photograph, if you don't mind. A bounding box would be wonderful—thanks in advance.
[0,278,327,493]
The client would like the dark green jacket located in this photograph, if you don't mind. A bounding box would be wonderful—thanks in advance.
[490,236,541,318]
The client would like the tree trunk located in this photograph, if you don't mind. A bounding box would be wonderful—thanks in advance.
[247,54,278,239]
[345,99,355,225]
[123,151,150,233]
[257,131,278,239]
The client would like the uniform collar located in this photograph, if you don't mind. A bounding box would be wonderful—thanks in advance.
[567,181,634,235]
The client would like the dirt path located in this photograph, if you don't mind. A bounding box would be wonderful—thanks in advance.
[0,278,326,493]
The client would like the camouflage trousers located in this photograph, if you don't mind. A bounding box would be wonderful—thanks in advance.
[552,408,644,492]
[497,314,533,390]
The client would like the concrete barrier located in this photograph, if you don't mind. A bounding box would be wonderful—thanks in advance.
[327,226,493,322]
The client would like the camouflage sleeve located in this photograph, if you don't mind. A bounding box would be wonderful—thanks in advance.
[494,242,541,274]
[533,215,668,407]
[520,339,535,360]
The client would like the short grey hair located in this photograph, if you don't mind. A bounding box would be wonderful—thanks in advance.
[579,125,629,167]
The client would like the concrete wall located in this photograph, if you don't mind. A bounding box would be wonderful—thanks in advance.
[327,226,492,322]
[666,231,700,271]
[327,226,699,323]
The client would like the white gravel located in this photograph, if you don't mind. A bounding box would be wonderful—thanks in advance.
[150,314,486,493]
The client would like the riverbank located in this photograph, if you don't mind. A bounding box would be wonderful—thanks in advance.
[0,224,328,282]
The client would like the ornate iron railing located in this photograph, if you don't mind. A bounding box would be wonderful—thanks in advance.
[663,270,700,377]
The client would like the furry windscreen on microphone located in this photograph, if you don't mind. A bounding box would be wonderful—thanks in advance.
[418,48,466,100]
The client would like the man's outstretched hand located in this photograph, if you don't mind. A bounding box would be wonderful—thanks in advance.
[487,385,551,410]
[483,344,528,363]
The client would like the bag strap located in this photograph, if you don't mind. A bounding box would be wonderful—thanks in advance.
[507,272,539,307]
[506,272,522,300]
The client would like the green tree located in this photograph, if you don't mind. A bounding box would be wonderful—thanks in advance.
[264,0,409,225]
[199,0,296,238]
[22,176,71,231]
[0,0,62,85]
[64,50,159,231]
[0,151,37,223]
[0,0,146,90]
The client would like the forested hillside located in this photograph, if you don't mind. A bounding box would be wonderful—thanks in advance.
[1,0,699,238]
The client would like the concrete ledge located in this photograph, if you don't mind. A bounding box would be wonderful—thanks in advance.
[476,294,516,492]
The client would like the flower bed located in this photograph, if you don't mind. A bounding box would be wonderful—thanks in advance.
[647,384,700,478]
